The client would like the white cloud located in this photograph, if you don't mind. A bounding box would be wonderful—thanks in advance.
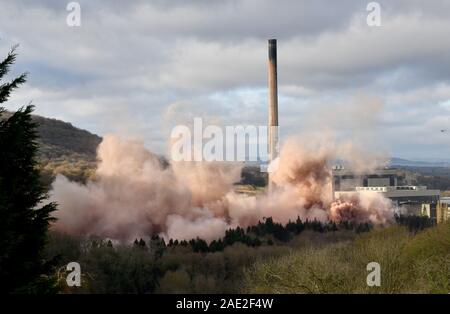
[0,0,449,159]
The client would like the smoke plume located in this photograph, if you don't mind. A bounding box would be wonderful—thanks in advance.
[50,132,394,242]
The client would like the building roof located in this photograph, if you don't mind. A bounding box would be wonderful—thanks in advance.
[441,197,450,204]
[332,168,398,176]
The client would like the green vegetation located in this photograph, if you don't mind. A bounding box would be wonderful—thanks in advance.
[1,106,101,186]
[35,116,100,185]
[42,216,442,294]
[34,115,101,159]
[47,233,290,294]
[0,47,57,293]
[39,158,97,186]
[397,166,450,191]
[415,175,450,191]
[243,222,450,294]
[34,114,100,185]
[45,228,355,294]
[240,166,268,187]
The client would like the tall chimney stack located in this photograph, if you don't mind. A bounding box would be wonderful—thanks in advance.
[268,39,278,181]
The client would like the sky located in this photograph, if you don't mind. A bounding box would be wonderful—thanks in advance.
[0,0,449,160]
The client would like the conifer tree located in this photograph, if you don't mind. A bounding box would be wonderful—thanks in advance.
[0,46,57,293]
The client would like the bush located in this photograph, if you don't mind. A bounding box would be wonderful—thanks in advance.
[244,223,450,294]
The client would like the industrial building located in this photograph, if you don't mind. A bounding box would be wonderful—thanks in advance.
[437,197,450,224]
[331,166,448,222]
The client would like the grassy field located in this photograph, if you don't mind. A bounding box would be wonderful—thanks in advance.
[243,223,450,293]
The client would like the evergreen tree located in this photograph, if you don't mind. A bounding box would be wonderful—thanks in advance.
[150,236,166,258]
[0,46,57,293]
[191,238,208,253]
[209,239,224,252]
[180,240,188,247]
[138,238,146,248]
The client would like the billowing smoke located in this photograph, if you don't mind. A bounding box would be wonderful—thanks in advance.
[329,193,393,224]
[50,135,241,241]
[50,132,394,242]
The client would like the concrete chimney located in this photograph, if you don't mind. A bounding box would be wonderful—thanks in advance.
[268,39,279,178]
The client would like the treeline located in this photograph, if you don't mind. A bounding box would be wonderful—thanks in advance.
[46,232,292,293]
[394,214,436,233]
[46,215,437,294]
[415,175,450,191]
[43,214,437,294]
[131,215,435,255]
[46,218,368,293]
[132,218,374,254]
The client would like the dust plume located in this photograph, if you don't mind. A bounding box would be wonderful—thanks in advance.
[50,133,394,242]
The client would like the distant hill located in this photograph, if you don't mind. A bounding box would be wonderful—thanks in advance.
[1,111,102,184]
[2,111,102,160]
[32,115,102,161]
[389,157,450,168]
[35,115,101,184]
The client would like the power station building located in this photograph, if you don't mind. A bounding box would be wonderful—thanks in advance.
[331,166,447,222]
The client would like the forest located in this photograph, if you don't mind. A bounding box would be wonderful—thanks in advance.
[43,215,443,294]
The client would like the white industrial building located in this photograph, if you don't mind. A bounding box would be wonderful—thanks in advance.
[332,167,441,220]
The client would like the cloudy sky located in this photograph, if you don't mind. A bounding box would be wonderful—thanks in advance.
[1,0,449,160]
